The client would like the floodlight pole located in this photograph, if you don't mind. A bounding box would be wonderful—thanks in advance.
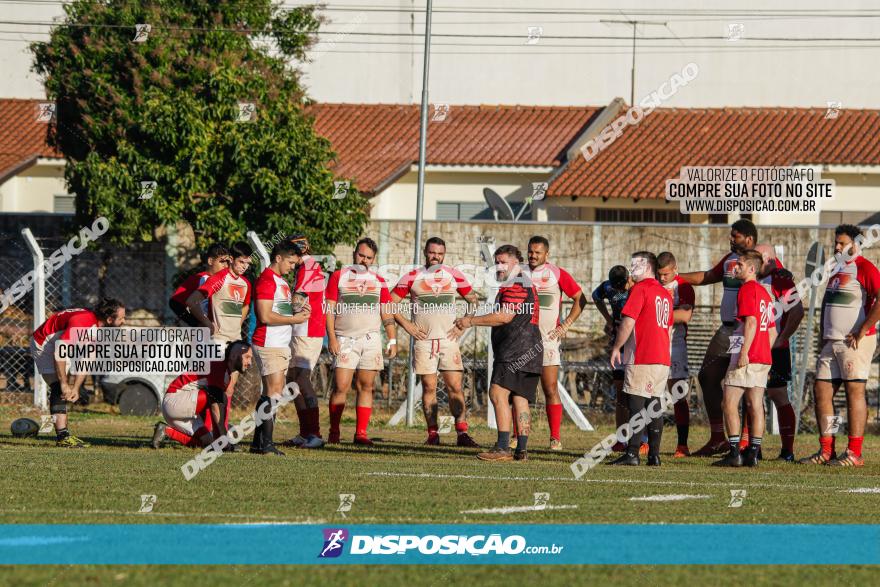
[406,0,433,427]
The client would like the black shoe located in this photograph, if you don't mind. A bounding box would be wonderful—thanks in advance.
[514,450,528,461]
[756,446,763,461]
[150,422,165,449]
[609,452,639,466]
[776,449,796,462]
[647,454,661,467]
[254,443,285,456]
[222,442,239,453]
[711,451,743,467]
[742,447,759,467]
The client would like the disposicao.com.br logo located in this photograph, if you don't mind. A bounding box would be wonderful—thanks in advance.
[318,528,563,558]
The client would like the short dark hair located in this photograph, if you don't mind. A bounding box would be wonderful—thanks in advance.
[424,236,446,251]
[835,224,863,242]
[225,339,252,362]
[270,240,302,261]
[286,234,310,254]
[203,242,228,263]
[229,241,253,259]
[609,265,628,286]
[731,219,758,243]
[657,251,676,269]
[356,237,379,255]
[494,244,523,262]
[94,297,124,321]
[632,251,658,275]
[740,249,763,273]
[528,235,550,250]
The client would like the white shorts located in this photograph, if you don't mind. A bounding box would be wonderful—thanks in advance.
[334,332,384,371]
[723,355,771,389]
[161,388,204,436]
[542,338,561,367]
[254,345,291,376]
[30,338,59,379]
[289,336,324,370]
[624,364,670,398]
[414,338,462,375]
[816,335,877,382]
[670,339,689,380]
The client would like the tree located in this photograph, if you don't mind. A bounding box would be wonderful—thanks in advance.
[31,0,368,252]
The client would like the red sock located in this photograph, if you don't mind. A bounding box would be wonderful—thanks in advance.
[355,406,371,437]
[455,421,468,434]
[777,403,796,451]
[710,418,725,442]
[427,426,438,437]
[848,436,864,457]
[165,426,197,447]
[308,406,321,437]
[329,403,345,436]
[546,403,563,441]
[296,408,308,437]
[512,418,519,437]
[739,421,750,449]
[819,435,835,456]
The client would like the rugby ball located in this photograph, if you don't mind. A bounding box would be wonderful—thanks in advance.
[11,418,39,438]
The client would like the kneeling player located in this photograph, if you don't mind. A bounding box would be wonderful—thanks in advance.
[31,298,126,448]
[713,251,775,468]
[158,340,253,449]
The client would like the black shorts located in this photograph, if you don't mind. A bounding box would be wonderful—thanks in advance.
[491,363,539,404]
[767,347,792,389]
[612,369,625,381]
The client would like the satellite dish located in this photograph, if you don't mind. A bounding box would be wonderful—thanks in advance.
[483,188,514,221]
[805,241,825,278]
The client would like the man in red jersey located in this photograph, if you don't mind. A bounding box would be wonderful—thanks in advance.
[186,241,253,344]
[678,219,758,456]
[169,243,229,327]
[283,235,328,450]
[713,250,776,468]
[250,241,310,455]
[656,252,695,458]
[325,238,397,445]
[801,225,880,467]
[525,235,586,451]
[609,252,673,467]
[31,298,126,447]
[158,340,253,449]
[391,236,480,447]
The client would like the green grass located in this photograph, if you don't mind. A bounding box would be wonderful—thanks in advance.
[1,404,879,584]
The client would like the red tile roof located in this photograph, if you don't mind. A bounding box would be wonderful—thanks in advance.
[0,99,62,183]
[548,106,880,199]
[307,103,601,193]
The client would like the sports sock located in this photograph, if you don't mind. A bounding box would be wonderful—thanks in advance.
[497,431,510,450]
[546,403,563,441]
[355,406,371,437]
[847,436,863,457]
[728,434,741,455]
[427,426,439,437]
[55,427,70,441]
[251,396,269,450]
[749,436,762,451]
[516,435,529,452]
[646,399,663,458]
[673,398,689,446]
[777,403,796,451]
[709,418,725,442]
[296,408,308,437]
[308,406,321,437]
[455,421,469,434]
[739,419,750,449]
[626,394,648,455]
[329,403,345,436]
[195,390,208,414]
[819,435,835,456]
[165,426,196,447]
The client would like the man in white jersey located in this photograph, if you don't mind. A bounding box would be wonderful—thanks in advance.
[187,241,253,344]
[801,225,880,467]
[678,219,758,456]
[250,241,311,455]
[391,237,480,447]
[525,235,586,450]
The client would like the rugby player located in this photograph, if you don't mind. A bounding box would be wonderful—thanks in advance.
[656,252,695,457]
[283,235,327,450]
[156,340,253,449]
[250,241,311,456]
[169,243,229,327]
[801,224,880,467]
[592,266,643,453]
[457,244,541,462]
[526,235,586,450]
[31,298,126,447]
[679,219,758,456]
[713,250,775,467]
[186,241,253,344]
[609,252,672,466]
[391,237,480,447]
[326,238,397,445]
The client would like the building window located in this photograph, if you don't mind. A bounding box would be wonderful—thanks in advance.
[595,208,688,223]
[436,201,494,221]
[53,194,75,214]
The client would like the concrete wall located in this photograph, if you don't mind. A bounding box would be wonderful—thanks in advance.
[0,161,67,213]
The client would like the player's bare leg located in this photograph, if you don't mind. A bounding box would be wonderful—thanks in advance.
[741,386,766,466]
[713,384,745,467]
[284,366,324,448]
[828,381,867,466]
[353,369,377,445]
[799,379,839,464]
[477,384,514,461]
[328,368,355,444]
[767,386,797,461]
[541,365,563,450]
[440,370,479,447]
[421,372,440,444]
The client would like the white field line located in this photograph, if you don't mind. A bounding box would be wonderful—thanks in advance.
[629,494,711,502]
[365,471,873,491]
[840,487,880,493]
[460,504,578,515]
[0,509,326,523]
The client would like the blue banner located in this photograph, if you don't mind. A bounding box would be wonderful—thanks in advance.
[1,524,878,565]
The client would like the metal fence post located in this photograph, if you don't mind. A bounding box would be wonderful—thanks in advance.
[22,228,46,409]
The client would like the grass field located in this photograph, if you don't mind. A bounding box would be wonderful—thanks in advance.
[1,404,879,585]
